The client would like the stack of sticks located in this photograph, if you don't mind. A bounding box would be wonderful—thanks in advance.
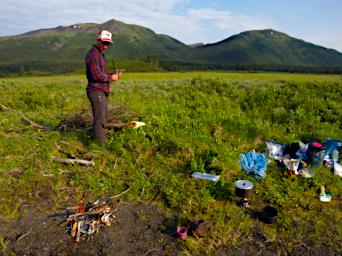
[59,201,116,242]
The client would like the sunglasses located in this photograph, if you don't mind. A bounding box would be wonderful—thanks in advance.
[101,41,111,46]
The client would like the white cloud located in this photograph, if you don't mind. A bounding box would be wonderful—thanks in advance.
[188,8,277,32]
[0,0,194,36]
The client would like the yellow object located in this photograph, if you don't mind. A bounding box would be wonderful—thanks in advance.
[71,222,78,238]
[127,121,146,129]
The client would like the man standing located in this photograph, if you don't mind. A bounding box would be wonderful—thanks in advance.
[85,30,121,146]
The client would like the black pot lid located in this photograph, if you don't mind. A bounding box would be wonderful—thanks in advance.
[235,180,254,190]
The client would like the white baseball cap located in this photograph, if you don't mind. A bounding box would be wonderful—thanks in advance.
[97,30,113,43]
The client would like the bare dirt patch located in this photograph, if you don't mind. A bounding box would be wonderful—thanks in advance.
[0,203,181,256]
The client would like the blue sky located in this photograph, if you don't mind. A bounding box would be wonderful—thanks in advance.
[0,0,341,51]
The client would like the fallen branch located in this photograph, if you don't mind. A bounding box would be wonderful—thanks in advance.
[80,121,141,131]
[66,206,111,221]
[110,186,132,199]
[43,174,55,178]
[16,231,32,242]
[104,122,128,129]
[51,157,95,166]
[105,121,146,129]
[0,103,51,130]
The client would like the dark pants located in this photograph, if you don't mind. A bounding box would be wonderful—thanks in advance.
[87,91,108,146]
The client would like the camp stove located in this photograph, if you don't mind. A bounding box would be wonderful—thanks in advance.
[235,180,254,208]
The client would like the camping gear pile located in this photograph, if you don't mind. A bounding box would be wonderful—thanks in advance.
[59,200,116,242]
[265,138,342,177]
[240,138,342,179]
[235,138,342,224]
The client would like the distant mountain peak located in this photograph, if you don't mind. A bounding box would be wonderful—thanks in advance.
[201,29,288,47]
[101,18,125,26]
[195,28,342,67]
[1,20,342,73]
[239,29,285,37]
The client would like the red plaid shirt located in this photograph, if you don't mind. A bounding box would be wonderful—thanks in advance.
[85,44,112,94]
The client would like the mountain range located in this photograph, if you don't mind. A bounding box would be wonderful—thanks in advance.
[0,19,342,73]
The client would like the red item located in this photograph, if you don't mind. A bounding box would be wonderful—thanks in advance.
[312,142,323,148]
[176,227,188,240]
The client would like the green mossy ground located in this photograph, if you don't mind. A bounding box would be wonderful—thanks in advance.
[1,72,341,255]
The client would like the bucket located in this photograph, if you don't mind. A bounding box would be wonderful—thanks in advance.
[176,227,188,240]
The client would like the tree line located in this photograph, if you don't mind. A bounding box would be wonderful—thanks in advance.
[1,54,342,76]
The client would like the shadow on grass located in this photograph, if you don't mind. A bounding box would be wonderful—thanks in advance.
[209,181,233,201]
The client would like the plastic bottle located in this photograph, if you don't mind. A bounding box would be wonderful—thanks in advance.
[332,149,339,163]
[191,172,220,182]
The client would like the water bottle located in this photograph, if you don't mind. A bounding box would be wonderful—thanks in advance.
[191,172,220,182]
[332,149,339,163]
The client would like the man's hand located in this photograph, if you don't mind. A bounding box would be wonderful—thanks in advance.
[111,70,123,81]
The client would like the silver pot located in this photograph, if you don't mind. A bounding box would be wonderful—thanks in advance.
[235,180,254,198]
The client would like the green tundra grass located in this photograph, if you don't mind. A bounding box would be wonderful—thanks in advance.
[0,72,342,255]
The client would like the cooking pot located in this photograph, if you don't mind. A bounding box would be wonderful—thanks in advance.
[235,180,254,198]
[260,206,278,224]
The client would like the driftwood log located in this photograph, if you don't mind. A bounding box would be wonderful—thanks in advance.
[0,103,51,130]
[104,122,128,129]
[51,157,95,166]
